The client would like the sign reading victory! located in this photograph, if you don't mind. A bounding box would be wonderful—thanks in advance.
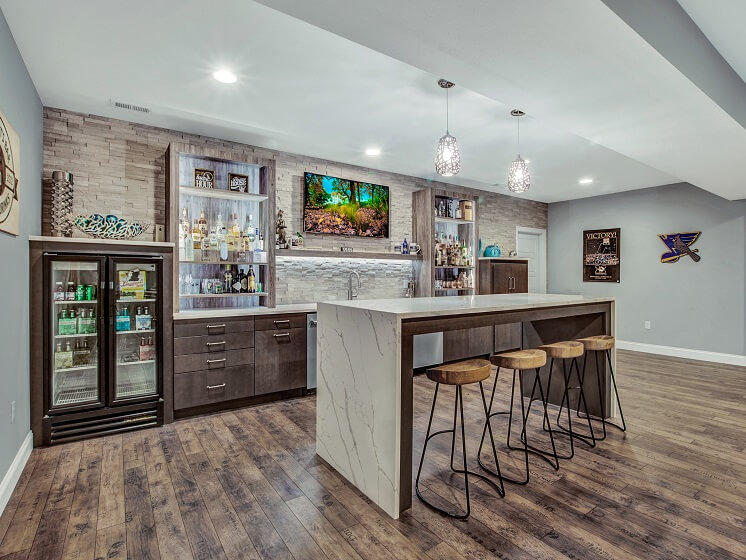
[0,110,20,236]
[583,228,620,282]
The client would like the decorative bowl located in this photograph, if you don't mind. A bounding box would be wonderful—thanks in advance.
[73,214,150,239]
[483,245,502,258]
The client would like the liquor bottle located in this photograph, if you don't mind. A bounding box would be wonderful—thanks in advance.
[180,207,190,238]
[66,281,76,301]
[244,214,256,250]
[54,281,65,301]
[198,211,208,241]
[223,266,233,294]
[247,266,256,293]
[258,229,264,252]
[231,213,241,250]
[191,218,202,249]
[239,268,248,293]
[184,230,194,261]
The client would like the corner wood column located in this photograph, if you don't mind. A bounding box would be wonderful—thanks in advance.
[399,332,414,513]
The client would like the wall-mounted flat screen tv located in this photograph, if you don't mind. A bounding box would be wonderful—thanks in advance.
[303,172,389,238]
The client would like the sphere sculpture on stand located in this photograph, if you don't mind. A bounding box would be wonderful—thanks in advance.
[51,171,74,237]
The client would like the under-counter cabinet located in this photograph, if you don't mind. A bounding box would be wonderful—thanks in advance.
[254,314,308,395]
[173,316,255,413]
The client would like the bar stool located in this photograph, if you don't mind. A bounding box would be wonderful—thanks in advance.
[526,341,596,458]
[478,349,559,485]
[415,359,505,519]
[577,335,626,440]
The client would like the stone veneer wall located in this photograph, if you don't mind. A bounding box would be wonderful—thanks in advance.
[42,107,547,303]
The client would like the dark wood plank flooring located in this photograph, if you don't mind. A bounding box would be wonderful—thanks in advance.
[1,350,745,559]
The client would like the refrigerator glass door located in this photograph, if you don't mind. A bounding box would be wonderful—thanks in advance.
[112,259,160,401]
[49,258,104,409]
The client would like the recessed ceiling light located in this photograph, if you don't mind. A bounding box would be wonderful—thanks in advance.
[213,69,237,84]
[579,177,594,184]
[365,147,382,156]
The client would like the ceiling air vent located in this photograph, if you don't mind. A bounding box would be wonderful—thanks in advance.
[111,100,151,114]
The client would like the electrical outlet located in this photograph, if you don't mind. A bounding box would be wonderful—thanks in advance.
[644,321,651,330]
[10,400,15,424]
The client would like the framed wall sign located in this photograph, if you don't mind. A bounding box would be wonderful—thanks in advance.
[583,228,620,282]
[194,168,215,189]
[659,232,701,263]
[0,110,21,236]
[228,172,249,193]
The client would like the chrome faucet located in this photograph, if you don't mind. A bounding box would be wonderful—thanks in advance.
[348,271,361,300]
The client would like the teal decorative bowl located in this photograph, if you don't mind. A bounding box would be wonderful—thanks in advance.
[74,214,150,239]
[484,245,501,257]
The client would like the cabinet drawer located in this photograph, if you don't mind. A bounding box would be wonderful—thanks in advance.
[174,318,254,338]
[174,348,254,374]
[494,323,522,353]
[174,332,254,356]
[174,365,254,410]
[255,314,307,331]
[255,327,307,395]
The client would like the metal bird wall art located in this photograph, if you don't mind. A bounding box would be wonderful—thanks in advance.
[659,232,701,263]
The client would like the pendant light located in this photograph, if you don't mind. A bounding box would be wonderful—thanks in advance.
[435,79,461,177]
[507,109,530,193]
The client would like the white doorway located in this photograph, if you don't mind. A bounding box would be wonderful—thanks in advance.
[516,227,547,293]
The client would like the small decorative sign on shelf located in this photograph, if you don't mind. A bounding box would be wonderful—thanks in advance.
[194,168,215,189]
[340,247,354,252]
[659,232,701,263]
[583,228,620,282]
[228,172,249,193]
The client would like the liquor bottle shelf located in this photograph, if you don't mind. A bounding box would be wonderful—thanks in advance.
[278,249,422,261]
[116,329,155,335]
[179,292,268,298]
[54,333,98,339]
[434,265,475,269]
[434,216,474,225]
[180,185,269,202]
[54,300,98,305]
[180,260,269,266]
[435,287,475,292]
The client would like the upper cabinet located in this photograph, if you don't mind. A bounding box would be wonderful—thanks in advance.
[166,143,277,311]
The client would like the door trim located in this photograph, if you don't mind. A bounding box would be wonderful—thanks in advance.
[515,226,547,293]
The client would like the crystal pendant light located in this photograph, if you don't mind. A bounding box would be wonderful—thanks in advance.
[507,109,530,193]
[435,79,461,177]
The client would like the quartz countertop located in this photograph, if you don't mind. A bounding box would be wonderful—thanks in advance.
[318,293,614,319]
[29,235,174,248]
[173,303,317,320]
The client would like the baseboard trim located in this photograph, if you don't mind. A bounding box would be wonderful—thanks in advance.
[617,340,746,367]
[0,431,33,515]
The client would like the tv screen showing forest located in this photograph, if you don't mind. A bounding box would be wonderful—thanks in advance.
[303,172,389,238]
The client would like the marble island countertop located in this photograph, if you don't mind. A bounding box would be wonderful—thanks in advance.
[318,293,615,319]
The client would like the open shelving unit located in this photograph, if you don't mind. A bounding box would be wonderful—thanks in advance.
[166,143,277,312]
[412,186,479,297]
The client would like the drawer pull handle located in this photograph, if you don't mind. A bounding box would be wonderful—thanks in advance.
[206,383,226,390]
[273,319,291,326]
[206,323,226,330]
[274,333,291,339]
[206,341,226,347]
[206,358,227,364]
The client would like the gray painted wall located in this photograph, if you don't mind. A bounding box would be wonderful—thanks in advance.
[0,9,42,483]
[548,183,745,356]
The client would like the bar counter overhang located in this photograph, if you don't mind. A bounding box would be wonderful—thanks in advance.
[316,293,616,518]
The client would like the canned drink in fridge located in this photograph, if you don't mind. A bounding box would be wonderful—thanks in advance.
[76,284,85,301]
[85,284,95,301]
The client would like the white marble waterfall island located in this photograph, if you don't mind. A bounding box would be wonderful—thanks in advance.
[316,293,616,518]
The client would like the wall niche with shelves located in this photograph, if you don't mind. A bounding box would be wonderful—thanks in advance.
[166,143,277,311]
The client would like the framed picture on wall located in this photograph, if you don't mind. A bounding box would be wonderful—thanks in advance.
[194,168,215,189]
[228,172,249,193]
[0,110,21,236]
[583,228,620,282]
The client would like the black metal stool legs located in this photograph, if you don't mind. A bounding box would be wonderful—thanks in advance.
[416,382,504,520]
[521,368,560,470]
[553,357,596,450]
[577,349,626,441]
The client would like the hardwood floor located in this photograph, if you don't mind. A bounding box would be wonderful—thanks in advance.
[1,350,745,560]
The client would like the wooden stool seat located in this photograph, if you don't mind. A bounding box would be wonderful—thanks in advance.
[426,359,492,386]
[539,341,584,359]
[577,335,615,352]
[490,349,546,370]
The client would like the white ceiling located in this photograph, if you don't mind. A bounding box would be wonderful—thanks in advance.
[678,0,746,83]
[1,0,744,202]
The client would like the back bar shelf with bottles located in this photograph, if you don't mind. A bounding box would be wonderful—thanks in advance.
[167,143,277,311]
[30,237,174,446]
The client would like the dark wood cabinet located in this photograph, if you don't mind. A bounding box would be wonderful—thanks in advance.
[478,259,529,294]
[255,326,307,395]
[443,326,494,363]
[494,323,522,353]
[174,366,254,410]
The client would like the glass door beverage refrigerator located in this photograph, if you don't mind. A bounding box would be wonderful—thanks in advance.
[30,239,174,446]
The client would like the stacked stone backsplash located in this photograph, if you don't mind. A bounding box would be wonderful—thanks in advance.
[43,107,547,302]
